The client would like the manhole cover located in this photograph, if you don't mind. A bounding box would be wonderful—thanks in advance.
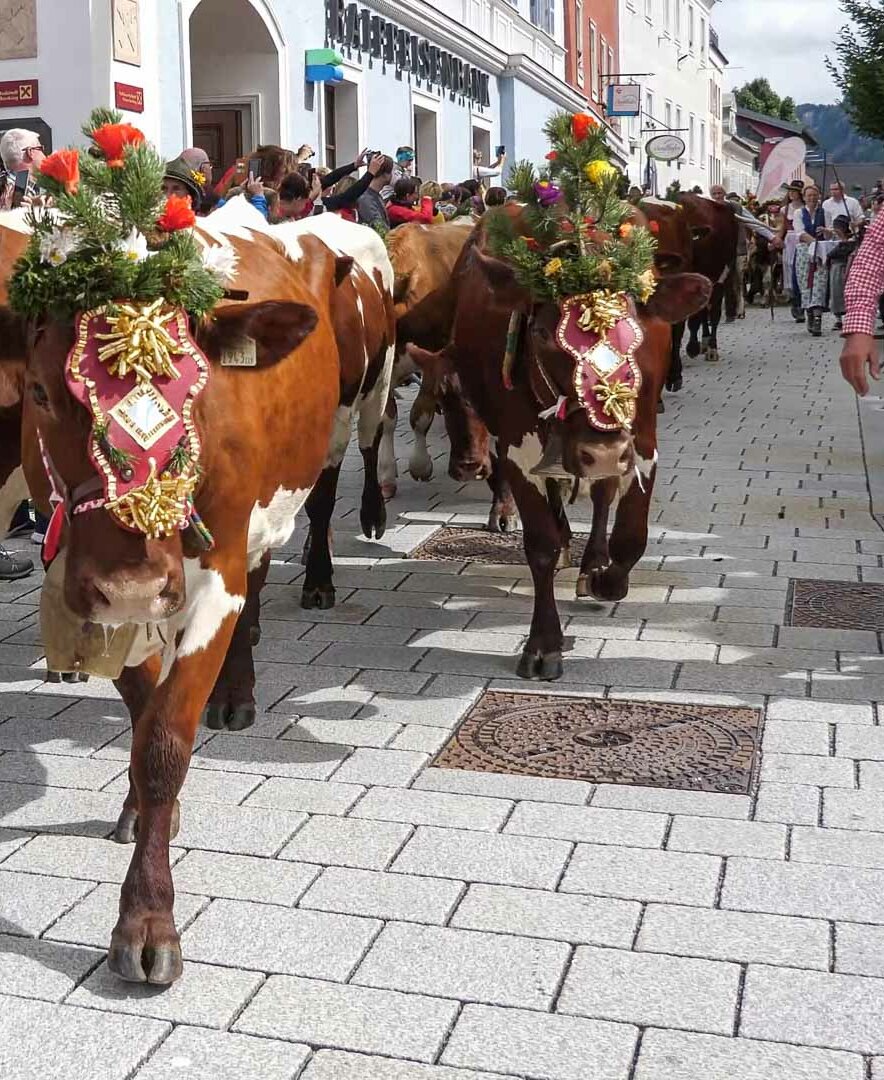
[434,691,762,793]
[787,580,884,632]
[409,526,588,566]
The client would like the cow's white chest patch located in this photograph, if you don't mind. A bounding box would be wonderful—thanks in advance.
[508,431,546,494]
[247,486,311,569]
[157,559,245,681]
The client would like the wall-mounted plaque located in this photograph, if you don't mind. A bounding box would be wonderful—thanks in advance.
[112,0,141,67]
[0,0,38,61]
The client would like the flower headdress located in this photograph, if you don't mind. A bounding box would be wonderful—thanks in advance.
[484,111,657,308]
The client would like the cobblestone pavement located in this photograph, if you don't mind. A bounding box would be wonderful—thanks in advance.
[1,308,884,1079]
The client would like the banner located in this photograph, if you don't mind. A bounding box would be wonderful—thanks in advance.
[755,136,806,204]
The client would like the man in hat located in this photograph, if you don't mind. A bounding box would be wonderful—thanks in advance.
[163,155,206,211]
[179,147,213,212]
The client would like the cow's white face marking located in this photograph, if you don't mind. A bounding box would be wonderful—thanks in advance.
[246,486,311,571]
[508,431,546,495]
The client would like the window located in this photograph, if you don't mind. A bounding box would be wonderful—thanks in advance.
[645,0,652,20]
[664,100,672,131]
[645,92,655,129]
[699,17,706,61]
[589,21,599,103]
[599,37,607,101]
[700,120,706,167]
[674,0,681,40]
[688,5,694,51]
[529,0,554,34]
[689,114,695,162]
[575,0,584,87]
[675,106,682,143]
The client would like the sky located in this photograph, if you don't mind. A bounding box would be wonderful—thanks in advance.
[712,0,853,105]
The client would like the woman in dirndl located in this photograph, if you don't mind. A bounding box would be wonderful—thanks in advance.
[792,184,828,337]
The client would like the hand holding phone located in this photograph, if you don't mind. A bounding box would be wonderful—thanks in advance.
[495,145,506,158]
[11,170,30,209]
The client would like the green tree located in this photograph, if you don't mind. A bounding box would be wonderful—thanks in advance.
[733,78,798,122]
[827,0,884,143]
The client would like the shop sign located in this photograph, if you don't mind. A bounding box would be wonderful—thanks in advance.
[646,134,686,162]
[0,79,38,108]
[325,0,491,108]
[606,84,640,118]
[306,48,344,83]
[114,81,144,113]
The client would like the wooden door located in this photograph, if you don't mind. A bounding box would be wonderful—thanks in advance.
[192,108,243,177]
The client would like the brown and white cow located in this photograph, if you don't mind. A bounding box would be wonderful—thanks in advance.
[0,208,348,984]
[413,214,710,679]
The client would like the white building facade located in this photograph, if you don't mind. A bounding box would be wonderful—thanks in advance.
[617,0,724,194]
[0,0,589,183]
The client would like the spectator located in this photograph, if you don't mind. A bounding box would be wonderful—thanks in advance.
[273,169,322,221]
[387,178,435,227]
[330,176,358,221]
[0,128,45,210]
[322,154,388,216]
[392,147,415,186]
[420,181,446,223]
[357,154,394,230]
[828,214,859,332]
[472,146,506,183]
[485,186,507,207]
[179,147,214,213]
[162,155,205,210]
[823,181,864,234]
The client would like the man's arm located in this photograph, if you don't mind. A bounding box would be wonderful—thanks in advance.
[839,210,884,395]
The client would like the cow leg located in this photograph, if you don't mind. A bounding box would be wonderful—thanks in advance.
[507,465,564,681]
[685,314,702,358]
[486,449,519,533]
[360,429,386,540]
[666,322,685,393]
[547,479,572,570]
[705,284,725,364]
[205,553,270,731]
[108,602,241,985]
[301,464,341,610]
[407,391,435,483]
[112,654,164,845]
[576,477,618,598]
[590,463,656,603]
[379,393,398,501]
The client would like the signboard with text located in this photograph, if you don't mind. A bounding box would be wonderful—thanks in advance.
[606,84,640,117]
[114,81,144,113]
[0,79,38,108]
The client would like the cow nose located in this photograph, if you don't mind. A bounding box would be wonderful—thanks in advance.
[89,572,181,623]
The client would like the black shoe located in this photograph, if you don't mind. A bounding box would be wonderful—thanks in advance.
[833,318,843,331]
[791,305,804,322]
[808,308,822,337]
[0,545,33,580]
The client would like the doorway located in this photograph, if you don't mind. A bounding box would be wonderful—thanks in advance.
[413,105,438,182]
[323,81,359,169]
[472,125,492,177]
[192,107,245,175]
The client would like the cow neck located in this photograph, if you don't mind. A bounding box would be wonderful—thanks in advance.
[524,309,582,424]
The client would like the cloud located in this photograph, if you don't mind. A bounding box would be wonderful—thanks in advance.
[713,0,854,104]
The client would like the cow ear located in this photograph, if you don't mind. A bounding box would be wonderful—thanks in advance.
[407,343,455,395]
[472,247,530,310]
[0,308,26,365]
[199,301,319,368]
[640,273,712,324]
[334,255,355,287]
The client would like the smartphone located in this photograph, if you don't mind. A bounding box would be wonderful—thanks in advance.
[495,145,506,157]
[247,156,262,179]
[11,170,29,208]
[297,163,315,184]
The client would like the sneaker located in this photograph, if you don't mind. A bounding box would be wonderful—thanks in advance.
[0,545,33,580]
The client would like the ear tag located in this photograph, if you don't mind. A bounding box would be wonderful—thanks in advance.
[220,336,257,368]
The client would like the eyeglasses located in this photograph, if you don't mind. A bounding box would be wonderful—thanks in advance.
[24,145,43,154]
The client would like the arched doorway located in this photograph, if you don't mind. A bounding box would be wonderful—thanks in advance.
[185,0,287,177]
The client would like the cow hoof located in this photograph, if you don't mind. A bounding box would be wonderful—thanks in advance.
[590,568,629,602]
[108,930,183,986]
[301,584,336,610]
[408,458,434,482]
[665,375,683,392]
[685,341,701,359]
[249,625,261,647]
[205,702,229,730]
[113,807,138,845]
[226,704,256,732]
[381,481,397,502]
[360,501,387,541]
[517,649,564,681]
[557,545,572,571]
[704,349,720,363]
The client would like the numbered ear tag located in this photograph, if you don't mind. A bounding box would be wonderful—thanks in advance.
[220,337,257,368]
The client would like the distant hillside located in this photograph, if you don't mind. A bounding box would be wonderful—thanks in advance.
[797,103,884,163]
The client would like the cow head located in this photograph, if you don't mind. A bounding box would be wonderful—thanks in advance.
[23,299,318,626]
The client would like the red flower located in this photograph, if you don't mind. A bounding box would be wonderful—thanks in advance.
[561,220,576,233]
[38,149,80,194]
[91,123,145,167]
[157,194,196,232]
[525,237,541,251]
[571,112,598,142]
[545,150,558,161]
[648,220,660,235]
[583,215,597,226]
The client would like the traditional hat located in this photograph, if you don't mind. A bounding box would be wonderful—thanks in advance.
[164,154,204,205]
[787,180,806,193]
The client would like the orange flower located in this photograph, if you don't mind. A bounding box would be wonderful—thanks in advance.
[157,194,196,232]
[38,149,80,194]
[619,222,635,239]
[571,112,598,142]
[648,220,660,235]
[91,123,145,167]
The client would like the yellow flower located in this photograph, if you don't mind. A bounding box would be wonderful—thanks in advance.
[596,259,613,283]
[584,160,617,184]
[544,258,564,277]
[190,169,207,185]
[636,269,657,303]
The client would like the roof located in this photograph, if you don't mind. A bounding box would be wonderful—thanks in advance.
[736,106,818,146]
[709,27,728,65]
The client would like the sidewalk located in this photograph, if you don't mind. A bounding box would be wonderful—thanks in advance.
[1,307,883,1079]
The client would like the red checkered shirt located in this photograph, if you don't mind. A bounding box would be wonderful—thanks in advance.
[844,212,884,335]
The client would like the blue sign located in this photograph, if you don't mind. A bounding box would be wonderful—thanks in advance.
[306,64,344,83]
[607,84,641,117]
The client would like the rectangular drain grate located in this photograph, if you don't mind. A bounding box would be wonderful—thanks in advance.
[786,579,884,632]
[409,526,588,566]
[434,691,762,794]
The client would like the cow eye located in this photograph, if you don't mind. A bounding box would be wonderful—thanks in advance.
[534,324,552,343]
[31,382,49,408]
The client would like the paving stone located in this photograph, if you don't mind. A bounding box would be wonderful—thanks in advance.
[560,843,721,905]
[46,884,207,950]
[191,733,351,780]
[557,945,739,1034]
[0,869,94,937]
[791,826,884,869]
[678,661,809,696]
[812,673,884,703]
[299,1049,514,1080]
[0,826,31,862]
[353,921,569,1009]
[641,622,777,647]
[172,850,319,906]
[0,934,102,1001]
[236,974,458,1062]
[358,694,475,730]
[778,626,881,652]
[300,867,463,923]
[0,751,126,791]
[4,834,183,885]
[741,964,884,1053]
[633,1028,863,1080]
[760,752,855,788]
[414,766,592,804]
[69,959,264,1029]
[723,857,884,922]
[278,815,412,870]
[350,787,513,831]
[242,777,365,815]
[599,638,717,661]
[637,904,830,970]
[825,789,884,832]
[134,1027,311,1080]
[591,783,749,819]
[753,782,820,825]
[0,715,123,756]
[504,801,667,848]
[836,923,884,977]
[388,724,451,753]
[837,726,884,760]
[859,761,884,789]
[279,716,401,748]
[0,993,170,1080]
[172,800,307,857]
[441,1003,638,1080]
[329,747,428,787]
[667,815,786,859]
[761,720,831,756]
[182,899,380,980]
[392,825,570,888]
[450,883,639,948]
